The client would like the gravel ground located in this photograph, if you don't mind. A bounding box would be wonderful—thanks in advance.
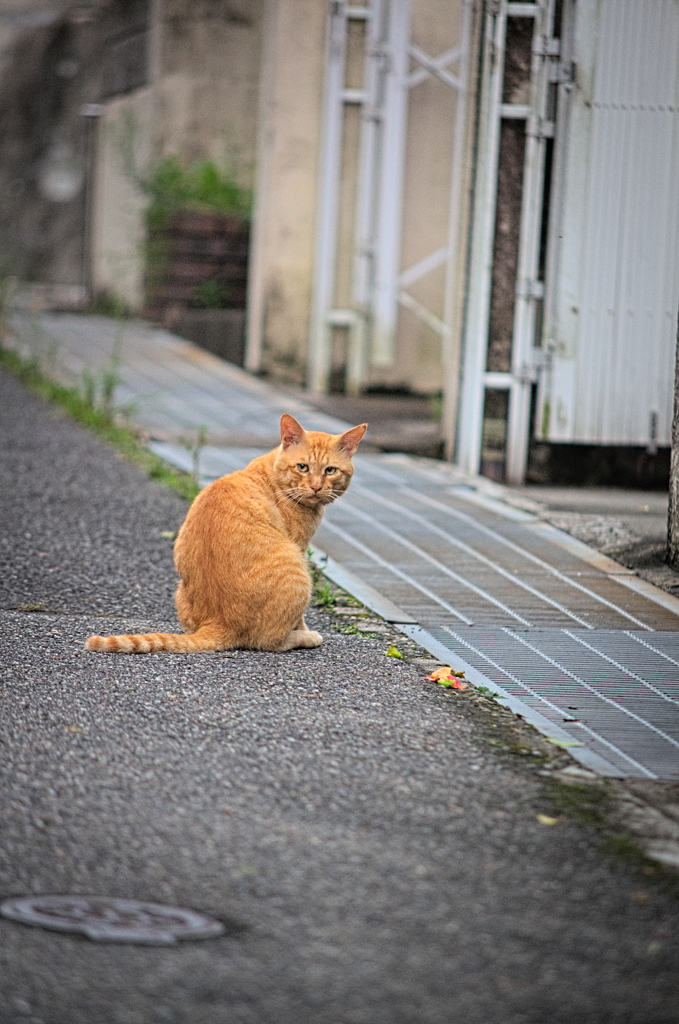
[504,484,679,596]
[1,369,678,1024]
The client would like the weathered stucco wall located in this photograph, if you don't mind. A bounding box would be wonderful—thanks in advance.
[155,0,262,177]
[91,88,154,309]
[246,0,327,385]
[91,0,262,311]
[0,3,107,290]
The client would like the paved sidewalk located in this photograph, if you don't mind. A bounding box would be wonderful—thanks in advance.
[3,361,679,1023]
[8,312,352,446]
[8,313,679,783]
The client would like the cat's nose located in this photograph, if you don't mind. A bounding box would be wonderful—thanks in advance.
[310,481,323,493]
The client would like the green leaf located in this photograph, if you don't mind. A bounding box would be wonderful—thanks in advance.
[546,738,584,748]
[476,685,502,699]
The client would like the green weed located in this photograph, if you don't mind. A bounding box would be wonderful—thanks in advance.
[546,780,612,829]
[314,581,336,609]
[193,279,227,309]
[334,622,377,637]
[180,425,208,485]
[0,346,199,502]
[475,685,503,701]
[142,156,252,228]
[89,291,130,319]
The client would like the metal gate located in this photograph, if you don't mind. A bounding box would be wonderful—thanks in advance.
[456,0,560,483]
[537,0,679,449]
[457,0,679,484]
[308,0,473,402]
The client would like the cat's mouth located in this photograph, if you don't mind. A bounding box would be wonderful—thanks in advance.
[291,491,335,507]
[283,485,339,508]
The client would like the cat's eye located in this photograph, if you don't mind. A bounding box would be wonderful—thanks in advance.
[324,466,337,475]
[296,463,309,472]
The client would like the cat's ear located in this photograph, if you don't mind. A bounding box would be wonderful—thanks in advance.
[336,423,367,457]
[280,414,306,450]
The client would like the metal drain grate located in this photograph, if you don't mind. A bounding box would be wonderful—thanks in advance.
[401,625,679,780]
[319,483,679,631]
[0,896,225,945]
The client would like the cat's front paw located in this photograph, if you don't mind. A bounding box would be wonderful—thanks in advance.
[279,628,323,651]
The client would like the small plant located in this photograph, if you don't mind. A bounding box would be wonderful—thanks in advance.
[179,426,208,486]
[314,580,336,609]
[100,357,121,419]
[81,368,97,409]
[193,279,227,309]
[335,622,377,637]
[475,685,503,701]
[90,291,130,319]
[142,156,252,228]
[78,346,121,427]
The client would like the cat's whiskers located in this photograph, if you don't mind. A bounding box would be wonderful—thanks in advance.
[279,486,310,507]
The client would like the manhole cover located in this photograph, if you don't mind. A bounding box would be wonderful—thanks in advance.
[0,895,224,945]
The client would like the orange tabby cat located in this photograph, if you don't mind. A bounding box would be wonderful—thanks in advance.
[86,414,367,654]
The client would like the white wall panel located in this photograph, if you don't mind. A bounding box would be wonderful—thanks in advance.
[540,0,679,446]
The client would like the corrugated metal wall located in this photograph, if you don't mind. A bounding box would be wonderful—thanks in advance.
[540,0,679,446]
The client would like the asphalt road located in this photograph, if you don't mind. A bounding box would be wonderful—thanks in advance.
[1,370,678,1024]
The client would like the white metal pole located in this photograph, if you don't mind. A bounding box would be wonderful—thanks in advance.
[371,0,411,368]
[455,2,508,475]
[442,0,473,459]
[347,0,384,394]
[245,0,279,373]
[308,2,349,393]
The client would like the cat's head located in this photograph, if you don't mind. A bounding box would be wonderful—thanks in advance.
[274,414,367,508]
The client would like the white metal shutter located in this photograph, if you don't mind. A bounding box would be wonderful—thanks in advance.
[539,0,679,446]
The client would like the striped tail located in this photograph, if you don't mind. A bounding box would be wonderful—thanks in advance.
[85,624,224,654]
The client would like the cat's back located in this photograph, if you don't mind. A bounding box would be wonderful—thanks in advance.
[176,453,282,550]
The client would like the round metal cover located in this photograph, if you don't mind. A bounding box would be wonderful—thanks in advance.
[0,895,225,945]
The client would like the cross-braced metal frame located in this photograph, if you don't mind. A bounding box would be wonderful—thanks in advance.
[309,0,473,399]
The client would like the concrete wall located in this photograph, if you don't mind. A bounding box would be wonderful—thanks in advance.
[0,3,107,291]
[91,88,155,309]
[246,0,327,384]
[155,0,262,176]
[91,0,263,311]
